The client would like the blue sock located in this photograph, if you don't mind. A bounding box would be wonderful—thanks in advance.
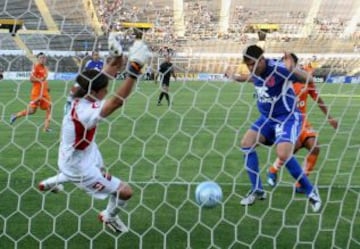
[242,147,263,192]
[285,157,313,195]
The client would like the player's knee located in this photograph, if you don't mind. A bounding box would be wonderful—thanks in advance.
[310,145,320,155]
[276,150,292,162]
[240,137,254,148]
[117,184,133,200]
[28,108,36,114]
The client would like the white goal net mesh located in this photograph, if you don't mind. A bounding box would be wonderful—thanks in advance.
[1,0,360,248]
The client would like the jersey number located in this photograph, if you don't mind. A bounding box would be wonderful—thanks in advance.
[92,182,105,191]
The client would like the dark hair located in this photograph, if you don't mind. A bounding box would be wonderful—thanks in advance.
[243,45,264,62]
[289,53,298,65]
[133,28,143,39]
[37,52,45,58]
[73,70,109,98]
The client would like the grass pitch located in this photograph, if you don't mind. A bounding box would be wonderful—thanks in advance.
[0,79,359,249]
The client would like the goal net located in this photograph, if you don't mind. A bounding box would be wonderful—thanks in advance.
[1,0,360,248]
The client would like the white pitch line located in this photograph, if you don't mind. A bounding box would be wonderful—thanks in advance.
[321,94,360,98]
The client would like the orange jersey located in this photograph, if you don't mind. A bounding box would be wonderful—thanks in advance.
[293,82,319,145]
[29,63,51,109]
[293,82,319,114]
[31,63,49,94]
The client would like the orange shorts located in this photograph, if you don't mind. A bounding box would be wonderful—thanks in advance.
[298,119,317,145]
[29,86,51,110]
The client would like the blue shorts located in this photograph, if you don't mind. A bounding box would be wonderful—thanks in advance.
[250,112,302,145]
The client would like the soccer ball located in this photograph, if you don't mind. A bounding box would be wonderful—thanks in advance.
[195,181,223,208]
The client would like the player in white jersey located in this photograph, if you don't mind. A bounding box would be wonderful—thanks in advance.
[39,34,150,233]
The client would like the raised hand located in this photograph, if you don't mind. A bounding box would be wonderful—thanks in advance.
[108,33,123,57]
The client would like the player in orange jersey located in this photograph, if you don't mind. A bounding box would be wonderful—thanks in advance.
[267,53,338,193]
[10,52,52,132]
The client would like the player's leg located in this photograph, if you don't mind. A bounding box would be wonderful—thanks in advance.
[38,172,68,193]
[10,90,40,124]
[162,84,170,105]
[240,116,269,206]
[10,103,37,124]
[267,127,306,187]
[76,150,132,233]
[99,181,133,233]
[79,171,132,233]
[303,137,319,175]
[267,157,282,187]
[44,108,51,132]
[295,136,319,193]
[276,114,321,212]
[157,84,168,105]
[157,91,164,105]
[40,95,52,132]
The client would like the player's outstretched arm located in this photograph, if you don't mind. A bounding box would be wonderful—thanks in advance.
[100,36,150,118]
[224,66,251,83]
[316,96,338,129]
[307,82,338,129]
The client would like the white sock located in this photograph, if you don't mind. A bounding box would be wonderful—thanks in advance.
[106,194,126,217]
[43,173,68,186]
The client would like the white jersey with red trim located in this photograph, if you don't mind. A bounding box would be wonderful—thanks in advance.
[58,98,105,179]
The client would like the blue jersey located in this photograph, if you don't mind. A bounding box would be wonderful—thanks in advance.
[251,59,299,117]
[85,60,104,71]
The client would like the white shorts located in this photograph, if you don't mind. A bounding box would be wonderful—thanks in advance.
[59,143,121,200]
[73,168,121,200]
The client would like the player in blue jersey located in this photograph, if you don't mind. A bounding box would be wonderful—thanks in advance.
[84,51,104,71]
[228,45,321,212]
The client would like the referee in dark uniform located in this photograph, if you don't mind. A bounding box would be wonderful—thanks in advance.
[155,55,176,106]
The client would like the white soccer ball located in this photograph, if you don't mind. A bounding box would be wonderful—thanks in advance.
[195,181,223,208]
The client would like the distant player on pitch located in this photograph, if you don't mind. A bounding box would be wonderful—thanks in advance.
[10,52,52,132]
[155,55,176,106]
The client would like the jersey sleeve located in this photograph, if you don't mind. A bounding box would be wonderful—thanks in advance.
[78,100,105,128]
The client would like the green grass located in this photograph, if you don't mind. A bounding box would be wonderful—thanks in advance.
[0,79,360,249]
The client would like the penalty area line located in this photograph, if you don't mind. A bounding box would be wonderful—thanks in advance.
[321,94,360,98]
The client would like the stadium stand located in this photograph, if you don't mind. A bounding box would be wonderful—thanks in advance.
[0,0,359,74]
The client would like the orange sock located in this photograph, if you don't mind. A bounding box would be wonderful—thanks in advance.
[269,166,278,174]
[269,158,283,173]
[305,153,318,175]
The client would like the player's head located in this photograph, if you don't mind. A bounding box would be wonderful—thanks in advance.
[164,55,171,62]
[73,69,109,100]
[36,52,46,64]
[133,28,143,39]
[243,45,265,76]
[289,53,298,65]
[92,51,100,61]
